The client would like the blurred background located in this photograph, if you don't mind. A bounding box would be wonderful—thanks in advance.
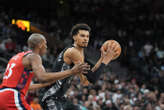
[0,0,164,110]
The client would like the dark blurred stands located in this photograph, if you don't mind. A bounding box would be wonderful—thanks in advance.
[1,0,164,109]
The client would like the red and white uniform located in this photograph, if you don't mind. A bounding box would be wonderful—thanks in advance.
[0,51,34,110]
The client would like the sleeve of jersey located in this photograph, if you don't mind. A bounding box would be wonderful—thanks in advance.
[83,63,106,84]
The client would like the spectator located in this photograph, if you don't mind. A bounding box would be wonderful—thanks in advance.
[30,97,42,110]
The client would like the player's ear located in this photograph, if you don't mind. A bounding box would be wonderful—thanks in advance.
[38,42,43,49]
[73,35,77,41]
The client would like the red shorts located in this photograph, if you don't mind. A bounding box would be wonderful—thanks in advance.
[0,88,32,110]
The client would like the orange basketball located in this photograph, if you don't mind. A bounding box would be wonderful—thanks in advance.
[101,40,121,60]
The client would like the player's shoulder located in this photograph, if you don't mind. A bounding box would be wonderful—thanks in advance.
[64,47,78,56]
[25,52,41,62]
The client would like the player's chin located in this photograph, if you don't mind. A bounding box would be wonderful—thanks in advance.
[85,43,89,46]
[82,45,88,48]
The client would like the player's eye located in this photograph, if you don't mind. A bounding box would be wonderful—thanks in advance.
[80,34,85,37]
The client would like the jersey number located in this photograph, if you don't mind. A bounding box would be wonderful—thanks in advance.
[3,63,16,79]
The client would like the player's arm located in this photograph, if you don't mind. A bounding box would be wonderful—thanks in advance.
[64,48,90,85]
[91,57,103,72]
[64,48,111,84]
[29,53,89,82]
[83,47,116,84]
[64,47,114,84]
[28,80,56,91]
[29,83,49,91]
[91,43,118,72]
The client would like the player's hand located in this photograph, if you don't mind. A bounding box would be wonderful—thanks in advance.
[100,43,117,65]
[71,63,90,75]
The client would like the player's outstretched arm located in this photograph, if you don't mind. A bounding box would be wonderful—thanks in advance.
[29,77,62,90]
[29,53,90,82]
[83,45,117,84]
[91,51,111,72]
[29,82,54,91]
[92,43,117,72]
[63,47,115,84]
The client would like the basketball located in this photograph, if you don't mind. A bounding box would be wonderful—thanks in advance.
[101,40,121,60]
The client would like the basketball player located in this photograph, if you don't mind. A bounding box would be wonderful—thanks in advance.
[39,24,118,110]
[0,33,90,110]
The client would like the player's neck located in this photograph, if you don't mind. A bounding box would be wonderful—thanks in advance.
[32,48,41,55]
[73,44,84,52]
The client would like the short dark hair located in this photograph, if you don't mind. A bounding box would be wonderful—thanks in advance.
[70,23,91,37]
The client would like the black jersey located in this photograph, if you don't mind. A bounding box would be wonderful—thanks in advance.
[39,46,105,104]
[39,47,74,102]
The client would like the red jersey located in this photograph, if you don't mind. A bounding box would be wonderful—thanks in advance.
[1,51,34,96]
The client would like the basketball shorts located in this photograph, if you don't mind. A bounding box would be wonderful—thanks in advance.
[0,88,32,110]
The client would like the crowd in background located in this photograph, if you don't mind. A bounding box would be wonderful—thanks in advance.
[1,0,164,109]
